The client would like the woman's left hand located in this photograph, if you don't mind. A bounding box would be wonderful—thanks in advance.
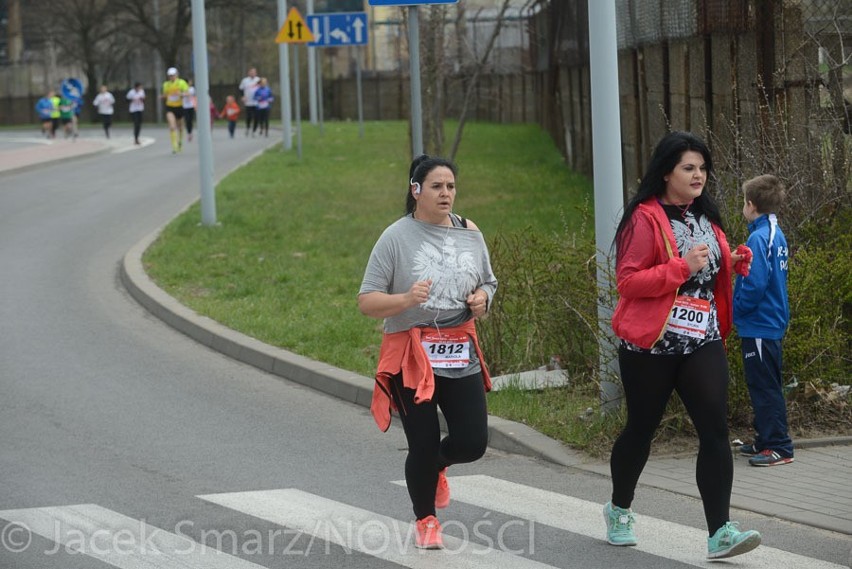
[467,289,488,319]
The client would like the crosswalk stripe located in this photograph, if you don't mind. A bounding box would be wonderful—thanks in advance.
[0,504,267,569]
[198,488,557,568]
[428,475,846,569]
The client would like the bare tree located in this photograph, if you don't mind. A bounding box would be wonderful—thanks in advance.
[421,5,449,155]
[112,0,193,72]
[415,1,513,158]
[448,0,513,161]
[24,0,127,101]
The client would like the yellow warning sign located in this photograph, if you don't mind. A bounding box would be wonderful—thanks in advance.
[275,7,315,44]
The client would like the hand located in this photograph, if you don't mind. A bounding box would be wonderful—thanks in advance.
[467,289,488,319]
[408,279,432,306]
[684,243,710,274]
[733,244,753,276]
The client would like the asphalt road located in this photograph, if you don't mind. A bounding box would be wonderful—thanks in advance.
[0,127,848,568]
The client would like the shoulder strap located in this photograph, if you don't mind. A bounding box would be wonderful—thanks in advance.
[451,213,468,228]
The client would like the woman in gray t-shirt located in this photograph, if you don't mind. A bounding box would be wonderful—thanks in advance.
[358,155,497,550]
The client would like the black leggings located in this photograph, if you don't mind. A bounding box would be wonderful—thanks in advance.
[390,371,488,520]
[610,341,732,535]
[245,106,257,133]
[131,111,143,141]
[184,108,196,135]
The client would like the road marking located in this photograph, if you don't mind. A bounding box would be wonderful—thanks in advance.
[198,488,556,568]
[0,479,845,568]
[422,475,846,569]
[0,504,266,568]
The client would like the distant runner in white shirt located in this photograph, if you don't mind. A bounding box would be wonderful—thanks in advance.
[238,67,261,136]
[182,79,198,142]
[92,85,115,139]
[126,82,145,145]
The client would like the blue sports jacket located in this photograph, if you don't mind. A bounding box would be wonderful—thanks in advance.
[733,214,790,339]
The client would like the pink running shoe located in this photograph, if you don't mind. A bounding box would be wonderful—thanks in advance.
[415,515,443,549]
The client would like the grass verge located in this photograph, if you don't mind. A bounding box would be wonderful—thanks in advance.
[143,120,621,454]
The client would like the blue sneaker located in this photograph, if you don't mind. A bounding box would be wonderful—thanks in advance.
[603,502,637,546]
[707,522,761,559]
[738,443,759,456]
[748,450,794,467]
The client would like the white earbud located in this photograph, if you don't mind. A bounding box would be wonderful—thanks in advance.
[411,178,421,195]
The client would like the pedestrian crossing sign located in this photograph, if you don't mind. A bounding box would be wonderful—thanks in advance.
[275,7,315,44]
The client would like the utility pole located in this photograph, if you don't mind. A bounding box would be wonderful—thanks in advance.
[588,0,624,413]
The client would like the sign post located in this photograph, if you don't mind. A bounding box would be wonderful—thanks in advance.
[276,0,292,151]
[276,7,316,159]
[368,1,458,157]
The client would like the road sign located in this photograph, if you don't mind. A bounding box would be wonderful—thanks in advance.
[275,7,315,44]
[369,1,458,5]
[60,78,84,103]
[307,12,368,47]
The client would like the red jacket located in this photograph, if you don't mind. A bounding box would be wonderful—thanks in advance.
[370,320,491,432]
[219,101,240,121]
[611,198,733,349]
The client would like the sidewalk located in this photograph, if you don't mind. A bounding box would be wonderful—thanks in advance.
[4,133,847,536]
[0,132,152,175]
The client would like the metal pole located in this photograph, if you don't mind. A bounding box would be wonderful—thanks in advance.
[407,6,423,157]
[307,0,318,124]
[589,0,624,412]
[153,0,163,123]
[277,0,293,150]
[356,46,364,138]
[294,45,302,160]
[190,0,216,226]
[317,50,324,135]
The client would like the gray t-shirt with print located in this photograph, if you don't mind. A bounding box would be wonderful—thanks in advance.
[359,214,498,377]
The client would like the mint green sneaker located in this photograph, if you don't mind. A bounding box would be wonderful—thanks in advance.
[707,522,761,559]
[603,502,637,546]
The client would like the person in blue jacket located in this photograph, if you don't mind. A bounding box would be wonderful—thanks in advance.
[734,174,793,467]
[35,90,57,138]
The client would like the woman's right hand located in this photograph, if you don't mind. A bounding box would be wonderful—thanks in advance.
[408,279,432,307]
[684,243,710,274]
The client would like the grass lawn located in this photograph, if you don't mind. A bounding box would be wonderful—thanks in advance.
[143,120,629,455]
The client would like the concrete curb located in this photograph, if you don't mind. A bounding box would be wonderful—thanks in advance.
[119,224,589,467]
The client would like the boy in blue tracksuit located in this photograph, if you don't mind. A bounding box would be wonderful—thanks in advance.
[734,174,793,467]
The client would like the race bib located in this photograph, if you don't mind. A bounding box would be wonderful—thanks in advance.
[421,331,470,369]
[665,296,710,339]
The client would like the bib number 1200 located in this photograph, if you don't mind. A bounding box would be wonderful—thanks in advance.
[665,296,711,339]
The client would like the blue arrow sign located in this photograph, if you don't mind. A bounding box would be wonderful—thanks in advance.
[307,12,368,47]
[369,1,458,5]
[60,78,84,103]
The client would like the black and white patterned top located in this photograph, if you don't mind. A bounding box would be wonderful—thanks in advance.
[624,201,722,355]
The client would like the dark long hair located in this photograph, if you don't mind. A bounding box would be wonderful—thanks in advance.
[614,131,723,256]
[405,154,458,215]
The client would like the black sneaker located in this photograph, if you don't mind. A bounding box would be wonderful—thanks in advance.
[738,443,758,456]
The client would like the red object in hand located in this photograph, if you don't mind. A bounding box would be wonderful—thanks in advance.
[734,244,752,276]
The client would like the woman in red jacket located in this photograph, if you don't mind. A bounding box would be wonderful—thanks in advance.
[604,131,760,560]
